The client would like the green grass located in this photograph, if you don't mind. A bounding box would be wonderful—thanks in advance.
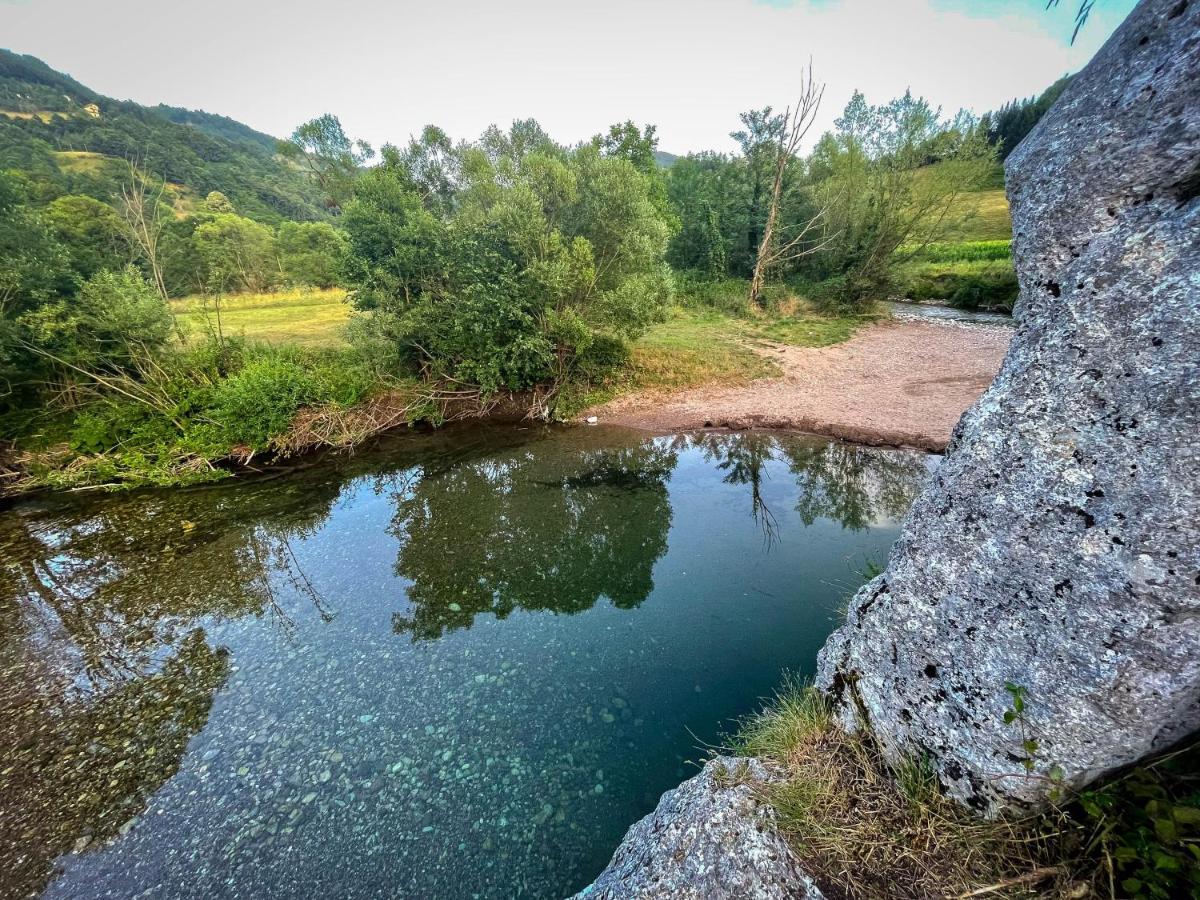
[171,288,352,347]
[557,300,873,417]
[754,314,871,347]
[939,188,1012,242]
[633,310,781,387]
[906,239,1012,263]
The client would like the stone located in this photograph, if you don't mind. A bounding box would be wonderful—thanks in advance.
[572,757,825,899]
[818,0,1200,813]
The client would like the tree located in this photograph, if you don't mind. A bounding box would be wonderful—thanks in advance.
[749,65,827,307]
[279,114,374,212]
[805,90,997,304]
[986,75,1072,160]
[664,153,740,275]
[730,107,785,272]
[201,190,235,214]
[193,214,279,294]
[118,162,171,301]
[45,195,129,281]
[277,221,347,288]
[341,123,673,409]
[0,172,73,403]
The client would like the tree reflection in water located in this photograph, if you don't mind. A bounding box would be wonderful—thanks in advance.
[0,481,339,898]
[0,426,933,898]
[387,430,932,640]
[389,435,678,640]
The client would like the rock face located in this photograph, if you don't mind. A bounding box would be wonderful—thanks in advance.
[572,757,824,899]
[818,0,1200,812]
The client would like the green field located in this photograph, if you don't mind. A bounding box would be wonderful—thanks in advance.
[941,188,1011,242]
[171,289,353,346]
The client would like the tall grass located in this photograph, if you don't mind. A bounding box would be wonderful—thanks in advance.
[905,239,1012,263]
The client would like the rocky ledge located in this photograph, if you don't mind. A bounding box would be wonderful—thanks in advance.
[572,757,824,900]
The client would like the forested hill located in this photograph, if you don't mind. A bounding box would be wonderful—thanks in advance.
[0,49,328,222]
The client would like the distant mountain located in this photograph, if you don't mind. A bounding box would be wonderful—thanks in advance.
[654,150,679,168]
[153,104,280,154]
[0,48,327,222]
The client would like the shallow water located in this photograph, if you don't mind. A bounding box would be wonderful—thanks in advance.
[885,299,1014,326]
[0,426,934,900]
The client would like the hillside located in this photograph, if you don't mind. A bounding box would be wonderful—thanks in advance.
[0,48,327,222]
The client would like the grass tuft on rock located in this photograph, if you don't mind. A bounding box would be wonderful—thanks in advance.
[734,678,1200,899]
[734,679,1073,900]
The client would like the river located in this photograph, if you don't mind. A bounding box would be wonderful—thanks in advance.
[0,426,934,899]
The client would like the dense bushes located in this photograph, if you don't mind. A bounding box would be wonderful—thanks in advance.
[29,336,398,488]
[893,243,1018,310]
[341,123,675,404]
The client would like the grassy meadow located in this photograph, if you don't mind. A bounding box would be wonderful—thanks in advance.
[171,288,353,346]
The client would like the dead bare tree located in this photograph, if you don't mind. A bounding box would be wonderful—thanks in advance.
[119,160,170,301]
[749,64,829,308]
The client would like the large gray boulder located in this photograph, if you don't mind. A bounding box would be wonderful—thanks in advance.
[818,0,1200,812]
[572,757,824,899]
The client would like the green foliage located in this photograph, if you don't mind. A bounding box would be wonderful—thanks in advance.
[278,113,374,212]
[1077,750,1200,900]
[277,221,347,288]
[985,75,1072,160]
[32,335,394,488]
[1002,681,1039,772]
[341,120,674,402]
[206,353,318,449]
[665,91,999,309]
[44,194,129,280]
[193,213,279,293]
[894,258,1018,311]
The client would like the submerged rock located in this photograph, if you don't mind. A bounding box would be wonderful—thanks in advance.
[818,0,1200,812]
[572,757,824,899]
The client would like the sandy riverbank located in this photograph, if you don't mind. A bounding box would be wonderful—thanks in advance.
[585,318,1012,452]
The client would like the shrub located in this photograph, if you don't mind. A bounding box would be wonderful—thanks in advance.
[895,258,1018,311]
[206,352,318,449]
[21,267,175,373]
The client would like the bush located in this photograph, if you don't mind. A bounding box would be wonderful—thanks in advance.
[895,259,1018,311]
[206,352,318,449]
[341,127,674,401]
[20,267,175,373]
[574,333,632,380]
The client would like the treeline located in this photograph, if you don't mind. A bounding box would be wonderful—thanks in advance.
[0,61,1069,489]
[984,75,1072,161]
[664,90,997,305]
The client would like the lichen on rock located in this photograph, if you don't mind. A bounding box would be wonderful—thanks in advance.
[572,757,824,899]
[818,0,1200,813]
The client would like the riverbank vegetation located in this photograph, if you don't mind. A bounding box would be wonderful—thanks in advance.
[0,50,1052,492]
[736,680,1200,899]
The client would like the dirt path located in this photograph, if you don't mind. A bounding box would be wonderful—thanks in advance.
[587,319,1012,452]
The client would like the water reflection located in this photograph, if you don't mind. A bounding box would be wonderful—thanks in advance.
[389,440,676,640]
[0,427,933,900]
[0,484,339,897]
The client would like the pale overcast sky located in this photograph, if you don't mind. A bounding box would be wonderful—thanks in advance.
[0,0,1136,155]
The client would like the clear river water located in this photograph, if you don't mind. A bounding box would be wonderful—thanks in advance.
[0,426,934,900]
